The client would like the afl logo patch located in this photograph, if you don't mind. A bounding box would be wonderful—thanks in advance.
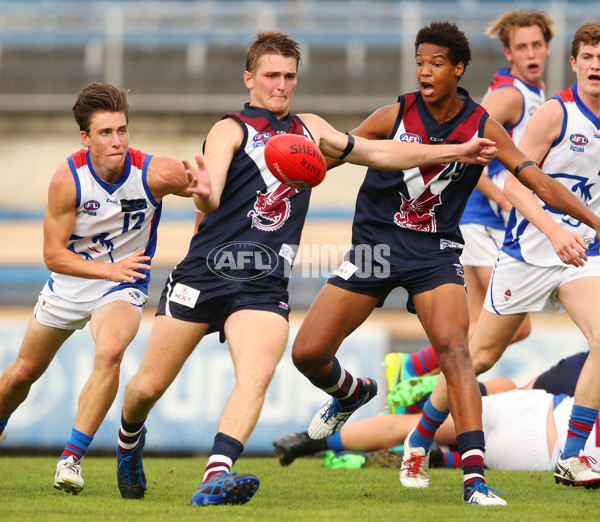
[83,200,100,211]
[399,133,422,144]
[570,134,588,146]
[253,131,272,148]
[206,241,279,280]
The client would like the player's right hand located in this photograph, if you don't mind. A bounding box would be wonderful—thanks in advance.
[184,154,211,199]
[106,251,152,282]
[460,137,497,165]
[550,228,588,267]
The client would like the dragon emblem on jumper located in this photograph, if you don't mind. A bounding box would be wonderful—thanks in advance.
[394,186,441,232]
[248,184,298,231]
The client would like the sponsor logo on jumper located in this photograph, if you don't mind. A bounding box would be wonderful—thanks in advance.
[399,133,422,144]
[83,200,100,215]
[569,133,588,152]
[440,239,464,252]
[252,131,271,147]
[120,199,147,212]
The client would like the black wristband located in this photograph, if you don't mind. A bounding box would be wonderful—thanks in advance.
[338,132,355,160]
[513,160,537,178]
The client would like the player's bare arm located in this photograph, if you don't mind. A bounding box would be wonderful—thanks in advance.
[481,86,524,128]
[43,161,151,282]
[146,156,191,199]
[349,102,402,140]
[188,118,241,213]
[475,174,512,212]
[302,113,496,170]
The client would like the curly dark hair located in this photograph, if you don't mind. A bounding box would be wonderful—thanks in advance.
[415,22,471,77]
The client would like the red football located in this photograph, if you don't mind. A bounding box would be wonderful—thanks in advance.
[264,133,327,189]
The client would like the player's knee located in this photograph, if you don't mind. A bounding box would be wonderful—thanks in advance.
[472,354,495,375]
[127,375,164,407]
[10,362,43,387]
[291,344,328,376]
[434,343,470,373]
[94,347,125,373]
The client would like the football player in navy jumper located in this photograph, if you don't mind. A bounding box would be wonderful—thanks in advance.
[291,22,600,506]
[114,30,498,506]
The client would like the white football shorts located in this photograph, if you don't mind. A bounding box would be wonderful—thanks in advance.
[484,252,600,315]
[459,223,504,266]
[34,285,148,330]
[482,389,553,471]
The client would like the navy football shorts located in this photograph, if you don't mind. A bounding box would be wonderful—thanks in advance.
[156,256,290,342]
[327,248,465,314]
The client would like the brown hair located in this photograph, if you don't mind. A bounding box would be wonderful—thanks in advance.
[486,10,554,47]
[571,23,600,59]
[245,30,301,74]
[72,82,130,133]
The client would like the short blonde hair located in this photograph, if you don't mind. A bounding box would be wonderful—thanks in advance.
[486,10,554,48]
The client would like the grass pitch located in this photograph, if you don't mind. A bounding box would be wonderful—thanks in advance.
[1,455,599,521]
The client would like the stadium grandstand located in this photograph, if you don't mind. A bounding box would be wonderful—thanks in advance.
[1,0,597,309]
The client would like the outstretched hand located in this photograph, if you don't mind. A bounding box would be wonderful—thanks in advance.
[459,137,497,166]
[184,154,211,198]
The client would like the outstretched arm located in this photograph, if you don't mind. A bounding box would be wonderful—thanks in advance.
[300,111,496,171]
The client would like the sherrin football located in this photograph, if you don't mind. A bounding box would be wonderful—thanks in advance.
[264,133,327,189]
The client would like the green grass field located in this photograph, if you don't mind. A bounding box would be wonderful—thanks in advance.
[1,455,599,521]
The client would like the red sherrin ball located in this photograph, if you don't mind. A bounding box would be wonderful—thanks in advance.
[264,133,327,189]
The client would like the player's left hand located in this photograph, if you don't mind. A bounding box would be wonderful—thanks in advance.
[184,154,211,198]
[459,137,497,165]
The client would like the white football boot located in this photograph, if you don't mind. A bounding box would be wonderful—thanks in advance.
[54,456,85,495]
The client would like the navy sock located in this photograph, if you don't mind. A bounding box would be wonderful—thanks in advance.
[456,430,485,488]
[308,357,363,406]
[203,432,244,482]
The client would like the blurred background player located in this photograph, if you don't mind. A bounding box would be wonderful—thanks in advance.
[114,30,496,507]
[389,10,554,393]
[291,21,600,506]
[459,9,554,341]
[408,22,600,492]
[0,82,194,494]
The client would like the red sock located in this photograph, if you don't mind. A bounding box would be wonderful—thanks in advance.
[410,345,437,376]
